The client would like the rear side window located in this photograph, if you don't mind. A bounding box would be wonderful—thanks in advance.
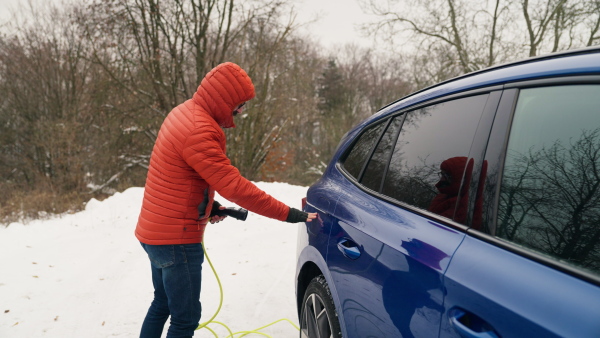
[496,85,600,276]
[362,116,404,192]
[382,95,489,223]
[343,121,387,179]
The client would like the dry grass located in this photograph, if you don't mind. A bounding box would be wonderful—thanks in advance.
[0,188,104,225]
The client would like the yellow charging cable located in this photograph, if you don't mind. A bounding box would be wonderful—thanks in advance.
[196,242,300,337]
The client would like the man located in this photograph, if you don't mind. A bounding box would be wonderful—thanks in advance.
[135,62,316,338]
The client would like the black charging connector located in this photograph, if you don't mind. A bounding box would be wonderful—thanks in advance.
[213,207,248,221]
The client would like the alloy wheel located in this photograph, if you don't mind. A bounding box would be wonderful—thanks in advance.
[301,292,333,338]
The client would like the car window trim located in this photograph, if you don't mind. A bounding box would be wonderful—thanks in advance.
[476,88,519,235]
[503,75,600,90]
[464,90,503,227]
[489,89,519,235]
[388,85,504,118]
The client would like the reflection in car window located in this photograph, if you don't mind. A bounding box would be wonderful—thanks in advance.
[362,116,403,192]
[496,85,600,276]
[343,120,387,180]
[381,95,488,223]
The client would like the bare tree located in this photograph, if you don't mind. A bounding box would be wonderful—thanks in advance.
[76,0,301,183]
[314,46,411,166]
[0,1,113,218]
[363,0,600,84]
[522,0,567,56]
[583,0,600,46]
[0,0,423,220]
[364,0,514,74]
[222,3,300,179]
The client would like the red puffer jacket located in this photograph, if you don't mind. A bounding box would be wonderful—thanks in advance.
[135,62,290,245]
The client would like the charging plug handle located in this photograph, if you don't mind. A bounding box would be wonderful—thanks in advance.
[214,207,248,221]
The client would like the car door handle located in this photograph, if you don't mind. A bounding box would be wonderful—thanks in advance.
[449,308,499,338]
[337,238,361,260]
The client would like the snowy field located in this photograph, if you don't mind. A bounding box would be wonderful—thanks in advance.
[0,182,308,337]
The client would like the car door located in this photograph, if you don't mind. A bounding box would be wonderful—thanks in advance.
[326,92,500,338]
[441,84,600,337]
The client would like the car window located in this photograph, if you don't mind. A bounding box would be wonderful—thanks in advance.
[342,120,387,180]
[381,94,489,223]
[362,116,404,192]
[496,85,600,276]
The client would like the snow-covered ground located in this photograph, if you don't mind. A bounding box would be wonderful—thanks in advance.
[0,182,308,337]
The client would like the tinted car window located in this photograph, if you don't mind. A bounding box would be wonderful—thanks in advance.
[362,116,404,192]
[496,85,600,276]
[343,120,387,179]
[382,94,489,222]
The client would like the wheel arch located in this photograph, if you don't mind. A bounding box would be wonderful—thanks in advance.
[296,261,323,319]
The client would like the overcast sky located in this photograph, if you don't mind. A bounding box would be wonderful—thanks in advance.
[0,0,378,50]
[292,0,377,49]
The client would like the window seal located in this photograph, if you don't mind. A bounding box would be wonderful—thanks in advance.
[502,75,600,90]
[388,85,504,119]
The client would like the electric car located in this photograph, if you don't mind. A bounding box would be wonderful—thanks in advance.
[296,47,600,338]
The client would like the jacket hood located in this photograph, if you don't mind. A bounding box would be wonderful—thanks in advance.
[192,62,256,128]
[435,156,472,196]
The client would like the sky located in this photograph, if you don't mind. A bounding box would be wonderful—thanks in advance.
[0,0,379,50]
[0,182,309,337]
[291,0,378,49]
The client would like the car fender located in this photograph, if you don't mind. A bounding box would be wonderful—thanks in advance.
[295,244,348,334]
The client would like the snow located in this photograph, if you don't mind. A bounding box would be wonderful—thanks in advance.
[0,182,308,337]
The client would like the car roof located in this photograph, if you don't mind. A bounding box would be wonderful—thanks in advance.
[370,46,600,124]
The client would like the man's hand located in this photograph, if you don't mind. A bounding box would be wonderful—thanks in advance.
[286,208,318,223]
[210,206,227,223]
[209,201,227,224]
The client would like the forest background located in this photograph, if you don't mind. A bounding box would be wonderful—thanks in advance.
[0,0,598,223]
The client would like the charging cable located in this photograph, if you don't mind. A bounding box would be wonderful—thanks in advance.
[197,208,300,337]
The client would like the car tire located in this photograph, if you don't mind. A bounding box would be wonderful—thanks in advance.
[300,275,342,338]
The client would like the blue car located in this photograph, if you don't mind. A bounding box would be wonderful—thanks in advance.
[296,47,600,338]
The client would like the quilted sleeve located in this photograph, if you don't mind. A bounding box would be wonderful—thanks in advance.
[182,124,290,222]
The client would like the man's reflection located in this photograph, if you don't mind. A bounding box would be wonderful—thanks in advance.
[427,156,487,228]
[428,156,473,223]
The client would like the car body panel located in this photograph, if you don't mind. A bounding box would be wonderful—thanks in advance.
[296,175,347,328]
[326,174,466,337]
[441,235,600,338]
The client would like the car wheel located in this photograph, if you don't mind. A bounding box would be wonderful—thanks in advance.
[300,275,342,338]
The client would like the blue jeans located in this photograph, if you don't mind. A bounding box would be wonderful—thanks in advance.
[140,242,204,338]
